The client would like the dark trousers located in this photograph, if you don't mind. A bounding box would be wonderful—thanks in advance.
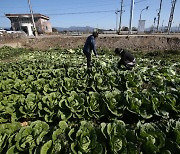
[118,59,135,70]
[83,51,92,68]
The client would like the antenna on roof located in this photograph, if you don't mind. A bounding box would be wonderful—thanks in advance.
[28,0,38,37]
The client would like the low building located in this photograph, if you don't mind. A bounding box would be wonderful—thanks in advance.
[5,13,52,36]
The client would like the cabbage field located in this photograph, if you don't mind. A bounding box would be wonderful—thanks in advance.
[0,46,180,154]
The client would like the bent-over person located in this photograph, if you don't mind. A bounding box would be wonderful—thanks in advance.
[115,48,136,70]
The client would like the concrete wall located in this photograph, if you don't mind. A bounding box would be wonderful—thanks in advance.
[38,18,52,33]
[20,23,33,36]
[35,18,52,34]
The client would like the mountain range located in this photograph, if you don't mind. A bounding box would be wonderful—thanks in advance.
[54,26,179,33]
[54,26,94,32]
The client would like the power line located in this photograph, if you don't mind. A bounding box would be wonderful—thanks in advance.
[0,10,116,18]
[46,10,116,16]
[76,13,114,28]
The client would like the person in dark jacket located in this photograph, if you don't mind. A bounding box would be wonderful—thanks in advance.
[115,48,136,70]
[83,31,98,68]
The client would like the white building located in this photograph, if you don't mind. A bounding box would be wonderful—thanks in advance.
[6,13,52,36]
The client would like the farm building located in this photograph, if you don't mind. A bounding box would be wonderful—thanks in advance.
[5,13,52,36]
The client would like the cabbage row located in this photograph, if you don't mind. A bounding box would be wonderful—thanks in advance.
[1,119,180,154]
[0,50,179,123]
[0,48,180,153]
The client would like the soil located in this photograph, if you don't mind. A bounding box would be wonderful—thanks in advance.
[1,33,180,51]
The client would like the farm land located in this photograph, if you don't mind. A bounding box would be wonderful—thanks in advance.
[0,35,180,153]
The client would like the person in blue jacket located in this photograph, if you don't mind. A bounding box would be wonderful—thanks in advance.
[115,48,136,70]
[83,31,98,68]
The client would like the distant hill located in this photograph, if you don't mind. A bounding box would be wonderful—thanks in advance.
[54,26,94,32]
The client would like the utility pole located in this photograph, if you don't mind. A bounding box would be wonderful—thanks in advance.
[167,0,177,34]
[156,0,163,32]
[28,0,38,37]
[115,9,119,32]
[129,0,134,34]
[153,17,156,33]
[118,0,123,33]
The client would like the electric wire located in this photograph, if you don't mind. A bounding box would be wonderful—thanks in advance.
[45,10,117,16]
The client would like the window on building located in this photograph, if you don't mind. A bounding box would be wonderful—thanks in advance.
[34,18,38,22]
[46,26,48,30]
